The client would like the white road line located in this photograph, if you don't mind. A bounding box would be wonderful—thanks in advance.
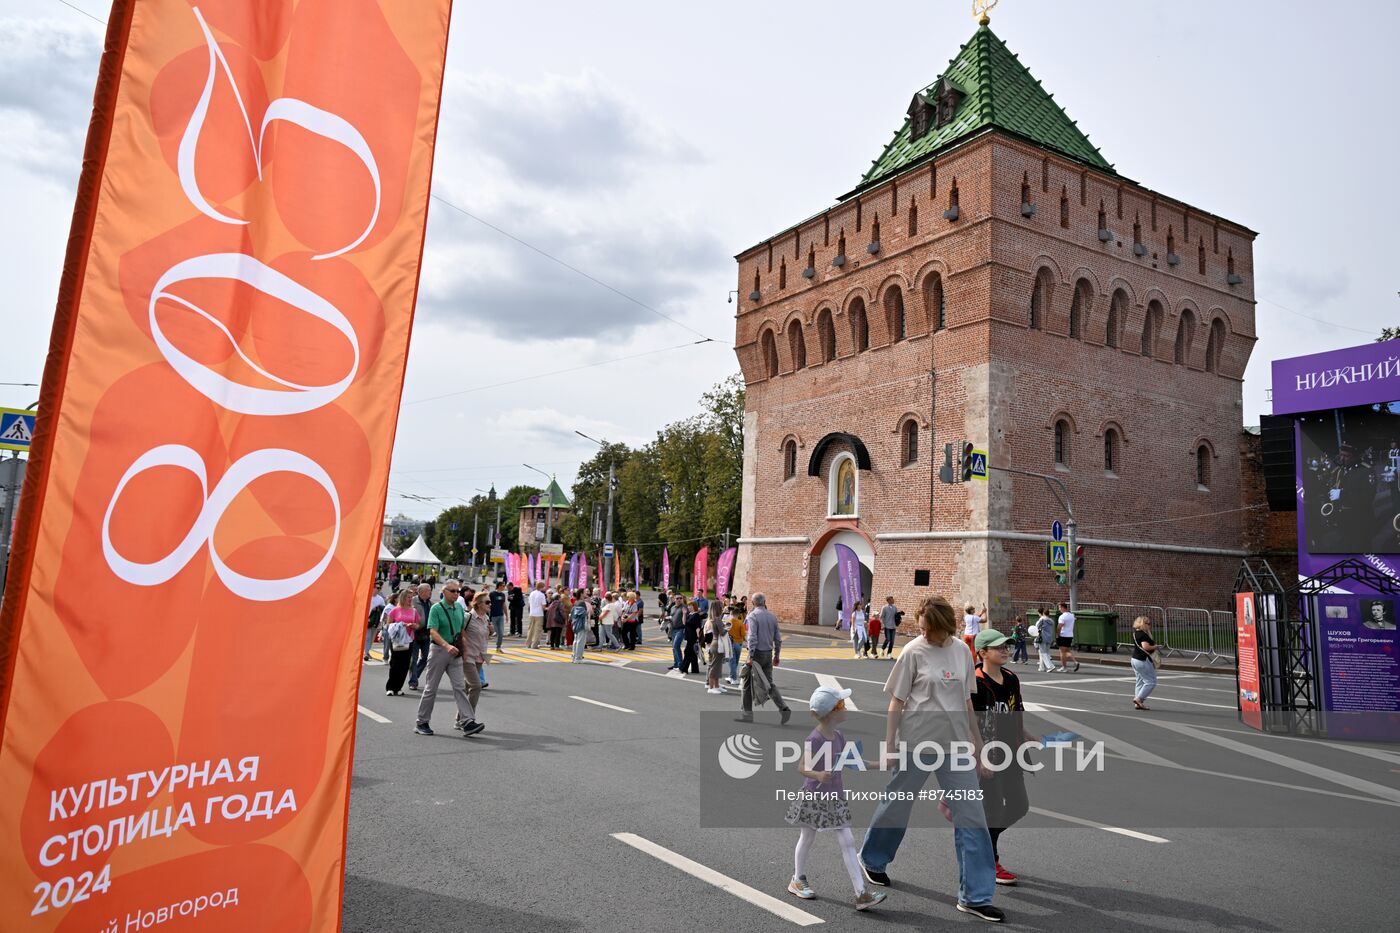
[815,674,858,710]
[780,665,888,687]
[611,832,824,926]
[569,695,636,714]
[1027,709,1176,768]
[357,705,391,724]
[1023,702,1090,713]
[1027,682,1233,709]
[1142,719,1400,803]
[1030,806,1169,843]
[1188,722,1400,766]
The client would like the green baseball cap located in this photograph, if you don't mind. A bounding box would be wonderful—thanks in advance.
[974,629,1012,651]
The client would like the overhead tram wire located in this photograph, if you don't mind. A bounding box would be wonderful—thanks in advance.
[1256,295,1374,337]
[429,193,720,344]
[403,338,713,405]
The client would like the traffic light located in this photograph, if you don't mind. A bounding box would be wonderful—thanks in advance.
[960,441,975,482]
[1075,545,1085,581]
[940,443,955,484]
[1056,573,1066,585]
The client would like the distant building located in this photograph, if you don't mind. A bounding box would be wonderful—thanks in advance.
[732,19,1259,624]
[518,480,570,550]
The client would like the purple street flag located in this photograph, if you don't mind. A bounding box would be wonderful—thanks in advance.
[580,552,589,590]
[834,542,863,631]
[716,547,737,600]
[634,548,641,588]
[662,547,670,590]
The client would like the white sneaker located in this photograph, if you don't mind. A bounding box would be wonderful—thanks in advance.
[706,687,723,694]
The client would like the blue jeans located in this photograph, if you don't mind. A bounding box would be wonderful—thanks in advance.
[671,628,685,668]
[1132,657,1157,702]
[363,626,376,657]
[728,643,742,682]
[860,753,996,906]
[490,615,505,652]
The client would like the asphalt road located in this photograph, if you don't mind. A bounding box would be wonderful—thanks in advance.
[342,630,1400,931]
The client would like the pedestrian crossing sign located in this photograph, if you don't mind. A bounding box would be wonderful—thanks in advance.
[1046,541,1069,572]
[0,408,34,452]
[970,449,988,481]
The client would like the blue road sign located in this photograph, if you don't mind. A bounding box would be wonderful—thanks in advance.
[603,543,615,558]
[969,449,988,481]
[0,408,34,452]
[1052,520,1064,541]
[1046,541,1069,572]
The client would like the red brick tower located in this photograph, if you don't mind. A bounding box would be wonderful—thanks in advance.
[731,20,1257,625]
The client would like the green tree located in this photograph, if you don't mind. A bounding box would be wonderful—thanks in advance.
[617,443,664,573]
[429,505,474,565]
[698,375,744,542]
[565,441,632,552]
[1379,327,1400,342]
[496,484,540,551]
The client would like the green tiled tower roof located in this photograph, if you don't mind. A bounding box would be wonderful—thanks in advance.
[859,23,1113,189]
[519,479,571,510]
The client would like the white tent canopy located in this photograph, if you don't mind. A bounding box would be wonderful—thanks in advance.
[378,541,395,561]
[395,534,441,565]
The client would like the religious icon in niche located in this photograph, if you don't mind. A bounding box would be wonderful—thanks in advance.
[834,457,857,516]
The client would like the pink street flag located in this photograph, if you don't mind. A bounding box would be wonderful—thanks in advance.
[716,547,737,600]
[693,547,709,598]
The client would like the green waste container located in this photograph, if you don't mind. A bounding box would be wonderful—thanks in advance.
[1071,610,1118,653]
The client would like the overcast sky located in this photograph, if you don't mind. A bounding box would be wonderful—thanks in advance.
[3,0,1397,521]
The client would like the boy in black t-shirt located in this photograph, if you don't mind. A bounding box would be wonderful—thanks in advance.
[971,629,1035,887]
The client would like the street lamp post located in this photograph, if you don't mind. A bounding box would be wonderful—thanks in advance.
[574,431,616,594]
[522,463,554,546]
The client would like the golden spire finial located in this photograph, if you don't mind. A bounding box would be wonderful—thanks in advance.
[973,0,998,26]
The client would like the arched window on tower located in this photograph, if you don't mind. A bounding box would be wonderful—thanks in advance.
[849,298,869,353]
[817,308,837,363]
[1104,427,1121,475]
[1142,300,1163,359]
[1069,279,1092,340]
[761,329,779,378]
[788,320,807,370]
[783,439,797,480]
[1106,288,1127,349]
[901,420,919,466]
[925,272,946,332]
[1206,318,1226,374]
[1196,444,1212,489]
[1054,419,1070,467]
[1030,268,1053,331]
[1175,308,1196,365]
[884,285,906,343]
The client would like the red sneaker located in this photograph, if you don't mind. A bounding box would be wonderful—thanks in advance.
[995,863,1018,886]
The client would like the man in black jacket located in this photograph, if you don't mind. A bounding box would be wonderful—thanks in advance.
[408,583,434,690]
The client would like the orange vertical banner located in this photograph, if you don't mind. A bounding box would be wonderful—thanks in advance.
[0,1,453,929]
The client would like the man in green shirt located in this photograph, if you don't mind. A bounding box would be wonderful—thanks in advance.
[413,580,485,736]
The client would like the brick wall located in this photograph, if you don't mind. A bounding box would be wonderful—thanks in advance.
[734,133,1262,627]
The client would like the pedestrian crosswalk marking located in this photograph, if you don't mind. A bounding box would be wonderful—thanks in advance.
[612,833,824,926]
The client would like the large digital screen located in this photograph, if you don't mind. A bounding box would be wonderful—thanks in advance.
[1298,401,1400,554]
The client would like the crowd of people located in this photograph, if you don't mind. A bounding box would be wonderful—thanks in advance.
[363,575,1164,921]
